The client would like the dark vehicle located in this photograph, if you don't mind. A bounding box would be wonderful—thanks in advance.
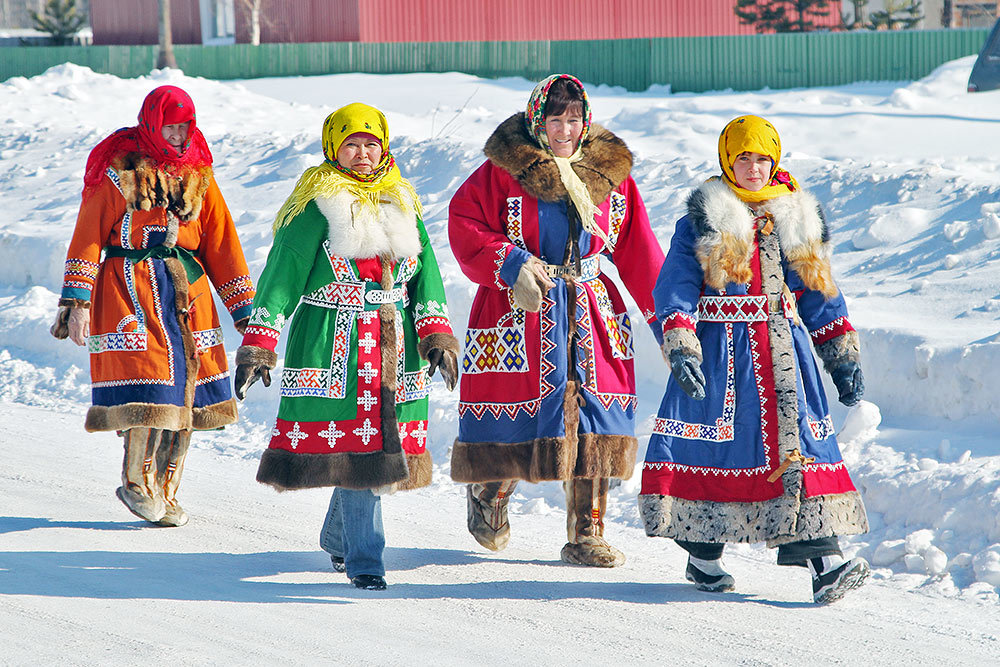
[969,18,1000,92]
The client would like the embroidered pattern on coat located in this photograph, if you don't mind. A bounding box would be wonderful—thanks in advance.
[607,192,627,248]
[462,308,527,374]
[652,323,737,442]
[575,288,636,411]
[507,197,526,249]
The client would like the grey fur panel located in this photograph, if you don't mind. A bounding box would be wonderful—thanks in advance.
[759,231,806,516]
[814,331,862,375]
[766,491,869,546]
[662,327,702,361]
[640,493,798,543]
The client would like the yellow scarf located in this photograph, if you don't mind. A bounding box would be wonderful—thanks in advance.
[717,114,798,204]
[273,103,422,234]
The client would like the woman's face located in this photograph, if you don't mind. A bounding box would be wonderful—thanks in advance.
[732,151,773,191]
[336,132,383,174]
[161,121,190,153]
[544,109,584,158]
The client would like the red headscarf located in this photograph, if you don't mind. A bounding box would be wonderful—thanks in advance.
[83,85,213,196]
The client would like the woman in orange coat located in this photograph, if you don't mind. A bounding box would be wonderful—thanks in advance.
[52,85,255,526]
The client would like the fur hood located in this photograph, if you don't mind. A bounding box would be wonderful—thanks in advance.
[314,190,422,260]
[483,112,633,205]
[687,179,837,297]
[111,153,212,224]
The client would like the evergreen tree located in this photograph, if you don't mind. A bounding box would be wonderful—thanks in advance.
[870,1,923,30]
[29,0,86,46]
[734,0,836,33]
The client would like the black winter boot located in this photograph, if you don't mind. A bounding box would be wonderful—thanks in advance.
[810,556,870,604]
[685,556,736,592]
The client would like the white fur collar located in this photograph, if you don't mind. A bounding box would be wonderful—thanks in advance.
[314,190,422,259]
[687,179,827,253]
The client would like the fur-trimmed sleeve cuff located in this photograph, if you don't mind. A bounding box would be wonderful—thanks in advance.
[417,331,460,361]
[813,331,861,375]
[236,344,278,369]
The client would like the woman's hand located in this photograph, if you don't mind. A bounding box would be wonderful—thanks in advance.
[68,308,90,346]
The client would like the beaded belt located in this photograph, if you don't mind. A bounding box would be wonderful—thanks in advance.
[301,281,408,311]
[697,293,796,323]
[544,255,600,282]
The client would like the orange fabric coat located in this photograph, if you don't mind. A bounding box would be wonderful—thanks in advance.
[60,162,255,432]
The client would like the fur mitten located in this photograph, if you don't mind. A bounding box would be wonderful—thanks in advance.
[418,332,460,391]
[512,257,551,312]
[234,345,277,400]
[50,298,90,340]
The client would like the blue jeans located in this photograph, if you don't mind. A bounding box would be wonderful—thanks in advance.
[319,487,385,578]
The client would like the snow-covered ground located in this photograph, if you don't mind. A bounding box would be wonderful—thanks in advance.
[2,57,1000,662]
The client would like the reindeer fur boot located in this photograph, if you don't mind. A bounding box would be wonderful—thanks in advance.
[466,481,518,551]
[154,429,192,527]
[560,477,625,567]
[117,428,167,523]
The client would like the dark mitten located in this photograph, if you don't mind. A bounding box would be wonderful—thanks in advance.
[234,363,271,401]
[831,361,864,406]
[668,348,706,401]
[426,347,459,391]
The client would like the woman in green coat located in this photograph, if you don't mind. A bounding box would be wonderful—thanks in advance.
[236,103,459,590]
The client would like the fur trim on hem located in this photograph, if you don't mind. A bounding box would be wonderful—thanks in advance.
[417,331,460,360]
[236,344,278,369]
[394,450,433,491]
[814,331,862,375]
[450,433,637,483]
[84,399,237,432]
[86,403,191,432]
[573,433,637,480]
[484,113,632,205]
[255,447,409,491]
[766,490,869,546]
[662,327,702,362]
[638,489,868,544]
[450,436,573,483]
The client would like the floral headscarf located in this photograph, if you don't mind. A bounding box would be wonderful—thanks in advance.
[524,73,592,153]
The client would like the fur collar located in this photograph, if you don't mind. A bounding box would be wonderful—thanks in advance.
[314,190,422,260]
[111,153,212,223]
[686,180,836,297]
[483,112,633,204]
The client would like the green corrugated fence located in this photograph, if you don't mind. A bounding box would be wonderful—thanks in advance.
[0,29,989,92]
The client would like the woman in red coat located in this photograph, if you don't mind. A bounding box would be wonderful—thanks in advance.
[449,74,665,566]
[52,86,255,526]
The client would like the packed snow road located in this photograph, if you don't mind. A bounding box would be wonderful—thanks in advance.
[1,403,996,665]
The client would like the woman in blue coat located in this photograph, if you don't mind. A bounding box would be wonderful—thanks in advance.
[640,115,870,604]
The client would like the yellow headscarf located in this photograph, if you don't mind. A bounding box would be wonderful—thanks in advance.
[717,115,798,204]
[272,102,421,234]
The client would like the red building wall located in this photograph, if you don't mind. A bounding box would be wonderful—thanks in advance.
[234,0,360,44]
[90,0,202,46]
[92,0,843,46]
[355,0,841,42]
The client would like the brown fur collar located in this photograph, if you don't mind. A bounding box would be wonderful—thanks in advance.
[687,180,837,297]
[111,153,212,222]
[483,113,633,205]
